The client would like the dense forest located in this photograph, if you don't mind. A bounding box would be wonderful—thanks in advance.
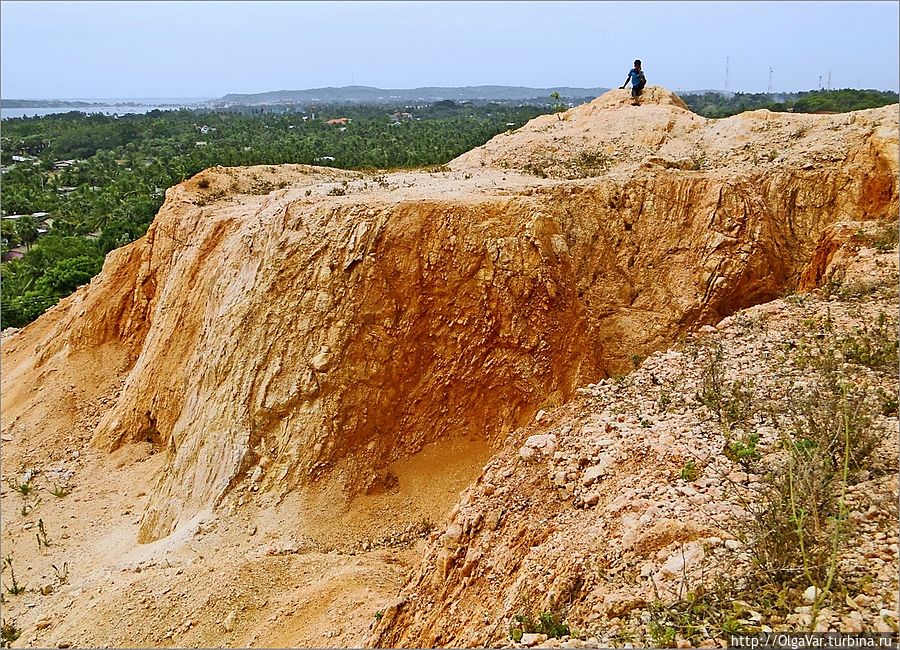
[681,88,899,118]
[1,88,897,328]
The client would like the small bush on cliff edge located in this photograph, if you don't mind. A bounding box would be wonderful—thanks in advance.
[550,92,566,120]
[509,610,571,642]
[508,594,571,641]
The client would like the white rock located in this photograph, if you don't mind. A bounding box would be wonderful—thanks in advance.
[521,633,545,647]
[842,610,864,634]
[581,458,612,485]
[802,585,820,604]
[441,523,463,549]
[525,433,558,454]
[880,608,898,622]
[311,346,332,371]
[661,542,705,578]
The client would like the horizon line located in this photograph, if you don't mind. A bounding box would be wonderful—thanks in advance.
[4,85,899,102]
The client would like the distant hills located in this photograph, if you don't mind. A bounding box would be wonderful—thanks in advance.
[9,87,893,116]
[212,85,612,106]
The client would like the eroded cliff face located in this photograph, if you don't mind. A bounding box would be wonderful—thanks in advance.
[368,227,900,648]
[2,89,896,545]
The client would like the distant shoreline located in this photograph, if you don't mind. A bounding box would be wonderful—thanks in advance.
[2,98,209,108]
[1,98,215,120]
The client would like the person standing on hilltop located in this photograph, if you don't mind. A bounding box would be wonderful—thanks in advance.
[620,59,646,106]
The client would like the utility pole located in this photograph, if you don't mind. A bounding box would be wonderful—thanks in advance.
[725,56,729,90]
[827,70,831,91]
[767,67,773,94]
[818,75,822,90]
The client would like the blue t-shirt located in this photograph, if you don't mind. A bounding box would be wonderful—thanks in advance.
[628,68,644,87]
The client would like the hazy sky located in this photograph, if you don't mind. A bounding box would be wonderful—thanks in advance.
[1,1,898,99]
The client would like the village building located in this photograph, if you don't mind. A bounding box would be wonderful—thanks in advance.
[1,212,50,221]
[2,248,26,263]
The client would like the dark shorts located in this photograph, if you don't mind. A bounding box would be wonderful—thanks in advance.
[632,83,645,97]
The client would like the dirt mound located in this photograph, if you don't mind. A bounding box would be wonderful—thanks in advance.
[1,90,897,647]
[452,88,898,186]
[580,86,692,110]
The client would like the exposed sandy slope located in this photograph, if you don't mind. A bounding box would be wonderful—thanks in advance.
[1,426,489,648]
[1,88,898,647]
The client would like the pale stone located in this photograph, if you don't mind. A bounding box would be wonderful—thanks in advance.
[525,433,557,449]
[311,346,332,371]
[661,542,705,578]
[521,633,544,647]
[802,585,820,604]
[581,459,612,486]
[442,523,463,549]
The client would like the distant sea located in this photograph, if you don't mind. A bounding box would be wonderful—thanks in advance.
[1,98,212,119]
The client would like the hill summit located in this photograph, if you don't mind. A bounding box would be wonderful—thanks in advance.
[1,87,897,647]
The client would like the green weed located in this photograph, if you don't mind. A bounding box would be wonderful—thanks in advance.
[36,519,51,550]
[725,433,761,470]
[47,484,71,498]
[508,594,571,641]
[680,460,699,482]
[1,556,24,596]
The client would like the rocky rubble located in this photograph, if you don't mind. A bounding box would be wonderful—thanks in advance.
[370,232,899,648]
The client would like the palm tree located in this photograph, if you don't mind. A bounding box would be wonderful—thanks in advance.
[15,216,39,250]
